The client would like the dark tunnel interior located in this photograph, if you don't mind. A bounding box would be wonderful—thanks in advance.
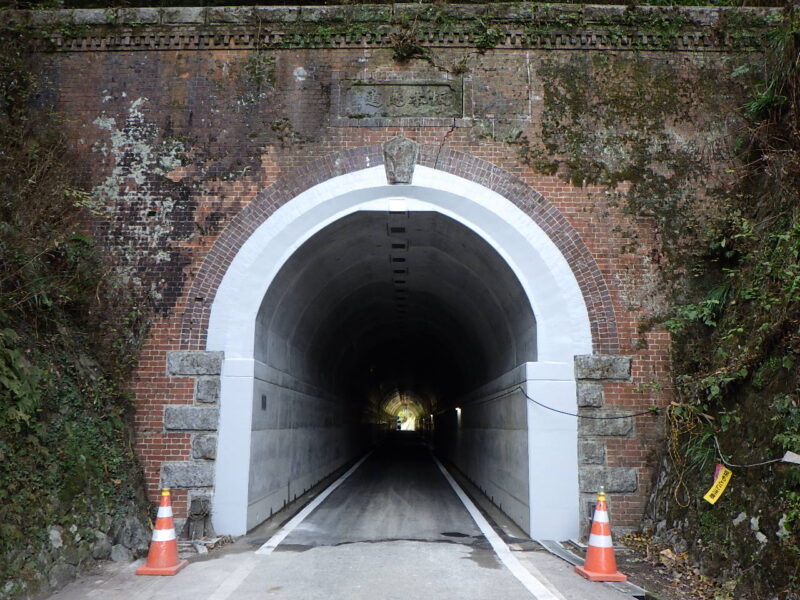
[254,210,538,425]
[242,209,543,531]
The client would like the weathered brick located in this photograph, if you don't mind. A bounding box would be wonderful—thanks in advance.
[33,8,752,533]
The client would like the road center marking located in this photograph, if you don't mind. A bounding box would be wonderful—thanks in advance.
[255,451,373,555]
[433,456,566,600]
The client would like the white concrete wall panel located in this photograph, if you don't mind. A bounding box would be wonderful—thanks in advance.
[526,362,580,540]
[438,366,531,532]
[247,372,360,530]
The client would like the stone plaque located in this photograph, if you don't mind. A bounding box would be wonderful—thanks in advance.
[343,82,461,119]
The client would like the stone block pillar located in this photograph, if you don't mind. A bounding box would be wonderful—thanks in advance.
[161,351,223,533]
[575,354,638,536]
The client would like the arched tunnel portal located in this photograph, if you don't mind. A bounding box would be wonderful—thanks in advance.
[208,165,591,540]
[256,209,536,426]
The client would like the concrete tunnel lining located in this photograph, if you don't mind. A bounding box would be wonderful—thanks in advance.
[208,165,591,538]
[256,211,536,399]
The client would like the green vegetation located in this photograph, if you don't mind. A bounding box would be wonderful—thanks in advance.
[38,0,795,8]
[664,16,799,595]
[509,5,798,596]
[0,0,793,596]
[389,17,429,61]
[244,50,275,93]
[469,18,504,50]
[0,20,149,598]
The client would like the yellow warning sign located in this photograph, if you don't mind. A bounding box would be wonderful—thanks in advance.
[703,467,733,504]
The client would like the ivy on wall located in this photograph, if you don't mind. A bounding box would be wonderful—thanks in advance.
[39,0,797,9]
[507,6,798,597]
[0,21,150,599]
[661,14,800,597]
[0,1,795,597]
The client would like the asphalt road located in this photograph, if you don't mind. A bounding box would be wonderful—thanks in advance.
[246,432,535,599]
[280,432,484,547]
[49,432,635,600]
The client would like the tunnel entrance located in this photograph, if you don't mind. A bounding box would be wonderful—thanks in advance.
[247,210,535,522]
[255,210,536,423]
[208,164,591,539]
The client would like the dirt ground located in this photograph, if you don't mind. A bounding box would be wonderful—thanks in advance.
[557,533,736,600]
[614,534,734,600]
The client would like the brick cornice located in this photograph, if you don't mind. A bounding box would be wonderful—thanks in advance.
[9,4,780,53]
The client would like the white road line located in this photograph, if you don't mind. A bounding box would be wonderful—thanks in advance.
[207,452,374,600]
[206,555,259,600]
[255,451,373,555]
[433,456,567,600]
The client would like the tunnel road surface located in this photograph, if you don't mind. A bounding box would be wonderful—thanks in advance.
[48,433,635,600]
[273,433,485,547]
[248,433,537,599]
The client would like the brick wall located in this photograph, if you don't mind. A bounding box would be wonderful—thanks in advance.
[24,3,770,530]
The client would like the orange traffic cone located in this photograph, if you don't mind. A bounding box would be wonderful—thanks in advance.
[136,488,188,576]
[574,490,627,582]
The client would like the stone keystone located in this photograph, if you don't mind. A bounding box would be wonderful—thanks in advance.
[383,136,418,184]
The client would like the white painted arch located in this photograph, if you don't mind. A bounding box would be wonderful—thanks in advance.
[208,165,591,537]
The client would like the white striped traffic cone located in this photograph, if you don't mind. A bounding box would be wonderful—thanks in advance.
[136,488,188,576]
[574,490,627,582]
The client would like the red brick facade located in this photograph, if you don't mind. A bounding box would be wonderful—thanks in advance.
[25,3,766,528]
